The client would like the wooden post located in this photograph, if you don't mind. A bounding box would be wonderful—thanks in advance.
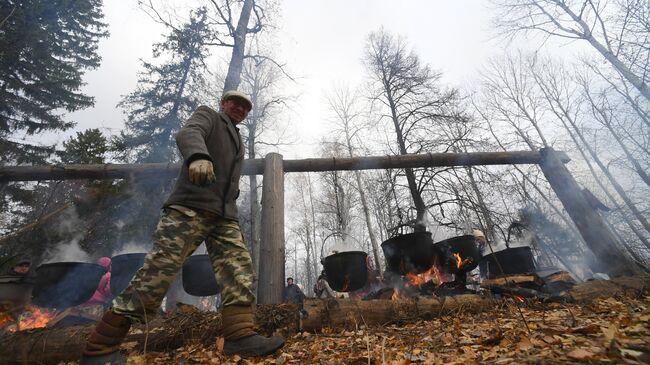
[258,153,285,304]
[539,147,641,277]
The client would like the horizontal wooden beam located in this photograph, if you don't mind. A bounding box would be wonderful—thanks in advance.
[0,151,570,182]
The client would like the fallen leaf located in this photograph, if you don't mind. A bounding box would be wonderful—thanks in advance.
[518,337,533,351]
[571,323,600,334]
[567,349,595,360]
[601,324,618,342]
[216,337,225,352]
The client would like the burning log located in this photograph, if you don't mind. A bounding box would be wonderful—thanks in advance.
[0,304,299,365]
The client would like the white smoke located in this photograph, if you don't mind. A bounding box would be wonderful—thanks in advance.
[112,241,152,256]
[43,208,91,263]
[44,237,91,263]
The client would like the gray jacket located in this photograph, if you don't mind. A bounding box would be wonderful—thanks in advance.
[165,106,244,220]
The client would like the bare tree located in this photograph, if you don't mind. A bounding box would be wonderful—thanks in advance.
[325,85,383,271]
[141,0,273,91]
[492,0,650,103]
[363,28,461,232]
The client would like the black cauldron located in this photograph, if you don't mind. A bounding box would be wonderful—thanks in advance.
[182,255,220,296]
[0,276,34,307]
[32,262,106,309]
[434,235,480,274]
[110,253,146,296]
[321,251,368,292]
[481,246,536,278]
[381,232,435,275]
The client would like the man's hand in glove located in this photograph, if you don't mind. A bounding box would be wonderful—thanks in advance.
[188,159,217,185]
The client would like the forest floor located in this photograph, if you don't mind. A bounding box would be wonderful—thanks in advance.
[56,294,649,365]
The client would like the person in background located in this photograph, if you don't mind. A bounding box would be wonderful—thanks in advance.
[283,277,305,304]
[5,259,31,279]
[473,229,487,256]
[313,271,336,299]
[473,229,488,283]
[85,257,112,306]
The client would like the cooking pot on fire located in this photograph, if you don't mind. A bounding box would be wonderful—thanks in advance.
[381,232,435,275]
[0,276,34,308]
[182,254,220,296]
[433,235,480,274]
[110,253,146,296]
[32,262,106,309]
[321,251,368,292]
[481,246,536,278]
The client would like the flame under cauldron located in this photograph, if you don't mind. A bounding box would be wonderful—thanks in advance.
[322,251,368,292]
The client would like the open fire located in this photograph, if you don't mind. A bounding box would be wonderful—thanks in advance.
[373,231,576,301]
[0,305,57,332]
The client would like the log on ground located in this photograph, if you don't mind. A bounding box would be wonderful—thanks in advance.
[301,274,650,332]
[0,304,299,365]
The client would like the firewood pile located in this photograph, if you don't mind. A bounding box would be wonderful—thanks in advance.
[0,275,648,364]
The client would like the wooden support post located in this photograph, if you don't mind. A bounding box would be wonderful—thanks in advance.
[258,153,285,304]
[539,147,641,277]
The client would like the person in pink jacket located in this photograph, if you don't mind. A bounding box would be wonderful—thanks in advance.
[85,257,112,306]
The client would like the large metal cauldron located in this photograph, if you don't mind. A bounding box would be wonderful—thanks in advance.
[32,262,106,309]
[433,235,480,275]
[321,251,368,292]
[110,253,146,296]
[381,232,435,275]
[0,276,34,307]
[481,247,536,278]
[182,255,220,296]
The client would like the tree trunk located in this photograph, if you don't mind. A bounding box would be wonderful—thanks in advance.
[539,147,642,276]
[354,170,382,271]
[600,116,650,189]
[222,0,254,91]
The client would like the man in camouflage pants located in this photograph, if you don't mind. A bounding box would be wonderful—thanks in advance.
[81,91,284,365]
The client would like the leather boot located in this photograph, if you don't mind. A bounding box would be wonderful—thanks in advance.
[79,310,131,365]
[222,305,284,357]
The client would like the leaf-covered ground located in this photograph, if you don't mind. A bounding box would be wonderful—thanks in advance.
[97,295,650,365]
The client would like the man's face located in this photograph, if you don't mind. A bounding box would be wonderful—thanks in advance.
[287,279,293,286]
[221,98,250,124]
[14,263,30,274]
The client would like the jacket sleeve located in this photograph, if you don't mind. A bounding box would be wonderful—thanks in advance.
[175,106,217,165]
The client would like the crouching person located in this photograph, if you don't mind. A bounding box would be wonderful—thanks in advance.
[80,91,284,364]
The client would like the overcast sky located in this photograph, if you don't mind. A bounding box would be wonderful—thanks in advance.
[62,0,565,159]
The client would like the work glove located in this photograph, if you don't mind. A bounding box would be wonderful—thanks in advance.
[188,159,216,186]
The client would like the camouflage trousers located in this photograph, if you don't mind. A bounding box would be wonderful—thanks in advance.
[112,206,255,323]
